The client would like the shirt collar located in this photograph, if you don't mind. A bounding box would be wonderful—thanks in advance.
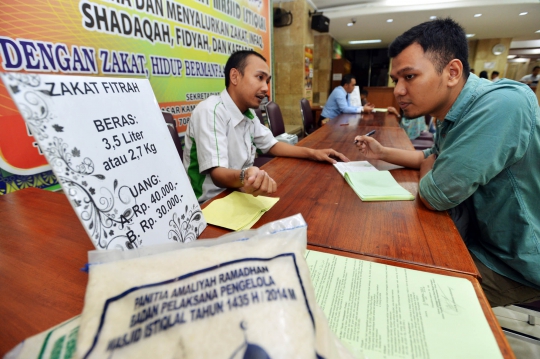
[220,89,254,127]
[444,73,481,123]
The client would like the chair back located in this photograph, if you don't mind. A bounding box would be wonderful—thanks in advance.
[161,112,183,161]
[265,101,285,137]
[300,98,315,135]
[254,108,264,126]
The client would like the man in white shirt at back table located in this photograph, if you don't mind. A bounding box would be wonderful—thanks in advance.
[319,74,374,123]
[183,50,349,203]
[520,65,539,87]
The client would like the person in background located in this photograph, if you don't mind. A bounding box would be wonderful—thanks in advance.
[491,71,501,82]
[387,106,427,140]
[470,68,475,74]
[360,89,369,106]
[355,18,540,307]
[319,74,374,123]
[183,50,349,203]
[520,66,539,88]
[479,70,488,79]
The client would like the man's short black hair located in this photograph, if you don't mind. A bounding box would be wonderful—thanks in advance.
[533,66,540,71]
[360,89,369,96]
[224,50,267,88]
[492,71,500,76]
[388,18,470,79]
[341,74,356,86]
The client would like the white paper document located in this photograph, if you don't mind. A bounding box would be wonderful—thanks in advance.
[349,86,362,107]
[333,161,378,177]
[305,250,503,359]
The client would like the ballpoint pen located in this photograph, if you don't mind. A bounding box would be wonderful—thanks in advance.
[354,130,376,144]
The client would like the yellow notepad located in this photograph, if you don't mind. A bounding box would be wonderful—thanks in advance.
[344,170,414,201]
[202,192,279,231]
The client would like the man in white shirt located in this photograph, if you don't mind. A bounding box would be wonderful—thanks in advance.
[183,50,349,203]
[490,71,501,82]
[520,66,539,87]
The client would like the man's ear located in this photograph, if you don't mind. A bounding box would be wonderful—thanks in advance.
[230,68,240,86]
[447,59,463,87]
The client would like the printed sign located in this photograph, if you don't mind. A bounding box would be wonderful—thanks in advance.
[0,0,272,194]
[1,72,206,249]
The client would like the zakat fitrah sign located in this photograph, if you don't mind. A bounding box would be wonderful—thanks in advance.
[1,72,206,249]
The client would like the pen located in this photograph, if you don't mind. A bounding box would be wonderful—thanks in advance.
[354,130,376,144]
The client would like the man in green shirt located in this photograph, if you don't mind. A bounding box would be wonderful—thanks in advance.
[355,18,540,307]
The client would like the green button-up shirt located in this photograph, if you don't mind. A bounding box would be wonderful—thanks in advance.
[420,74,540,290]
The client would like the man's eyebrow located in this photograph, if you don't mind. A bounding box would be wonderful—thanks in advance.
[255,70,270,77]
[396,66,417,75]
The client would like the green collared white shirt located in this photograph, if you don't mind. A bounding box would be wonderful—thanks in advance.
[183,89,277,203]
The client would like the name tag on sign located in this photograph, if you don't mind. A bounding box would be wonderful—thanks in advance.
[1,73,206,250]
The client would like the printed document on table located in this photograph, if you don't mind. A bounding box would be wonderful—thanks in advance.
[333,161,378,177]
[305,250,503,359]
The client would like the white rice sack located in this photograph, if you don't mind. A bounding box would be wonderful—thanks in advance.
[76,214,356,359]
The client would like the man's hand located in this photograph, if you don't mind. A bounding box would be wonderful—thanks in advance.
[387,106,401,117]
[268,142,349,164]
[354,135,385,160]
[242,166,277,197]
[363,103,374,113]
[310,148,350,164]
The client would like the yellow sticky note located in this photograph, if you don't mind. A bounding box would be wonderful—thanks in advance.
[202,192,279,230]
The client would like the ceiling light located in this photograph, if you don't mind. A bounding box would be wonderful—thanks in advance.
[349,39,382,44]
[519,12,528,16]
[507,55,517,59]
[474,14,482,17]
[387,19,393,23]
[510,58,529,63]
[466,34,475,38]
[347,18,356,26]
[347,22,353,26]
[536,30,540,33]
[429,16,437,20]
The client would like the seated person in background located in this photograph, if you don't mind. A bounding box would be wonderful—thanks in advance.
[183,50,349,203]
[387,106,427,140]
[355,18,540,307]
[360,89,369,106]
[320,74,374,123]
[491,71,501,82]
[520,66,539,88]
[479,70,488,79]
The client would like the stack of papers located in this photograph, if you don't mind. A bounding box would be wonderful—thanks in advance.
[333,160,378,176]
[344,170,414,201]
[305,250,503,359]
[202,191,279,230]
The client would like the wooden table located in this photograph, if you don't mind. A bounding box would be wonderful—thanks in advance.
[200,112,479,279]
[0,188,94,356]
[0,188,514,358]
